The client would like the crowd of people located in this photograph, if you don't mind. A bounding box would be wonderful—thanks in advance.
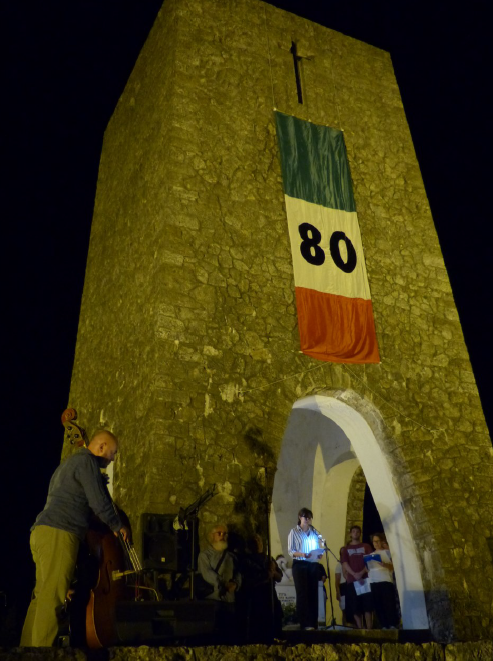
[20,428,400,647]
[286,509,400,631]
[22,427,284,647]
[198,509,401,636]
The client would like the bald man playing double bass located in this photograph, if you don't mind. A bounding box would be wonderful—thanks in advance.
[21,430,130,647]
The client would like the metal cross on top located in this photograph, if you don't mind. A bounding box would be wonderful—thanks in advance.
[290,41,305,104]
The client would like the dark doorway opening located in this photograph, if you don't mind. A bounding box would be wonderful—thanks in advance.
[362,482,383,545]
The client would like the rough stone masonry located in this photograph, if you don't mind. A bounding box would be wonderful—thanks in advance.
[67,0,493,641]
[3,641,493,661]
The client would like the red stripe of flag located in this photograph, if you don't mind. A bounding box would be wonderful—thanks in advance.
[295,287,380,364]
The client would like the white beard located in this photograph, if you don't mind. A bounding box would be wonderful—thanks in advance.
[212,541,228,551]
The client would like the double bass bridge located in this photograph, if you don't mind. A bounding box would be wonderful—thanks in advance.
[111,569,138,581]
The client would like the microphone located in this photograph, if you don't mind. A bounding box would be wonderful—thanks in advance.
[173,484,217,531]
[310,525,326,547]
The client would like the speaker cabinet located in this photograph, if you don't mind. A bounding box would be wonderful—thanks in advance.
[141,513,199,572]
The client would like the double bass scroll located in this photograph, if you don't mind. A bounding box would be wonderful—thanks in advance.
[61,408,88,447]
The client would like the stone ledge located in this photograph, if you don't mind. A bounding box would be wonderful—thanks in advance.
[1,643,493,661]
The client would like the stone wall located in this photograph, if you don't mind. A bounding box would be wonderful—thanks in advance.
[68,0,493,641]
[345,466,365,537]
[4,642,493,661]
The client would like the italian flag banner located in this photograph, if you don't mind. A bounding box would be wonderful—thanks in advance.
[275,111,380,364]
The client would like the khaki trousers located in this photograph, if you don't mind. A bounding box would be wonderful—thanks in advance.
[20,525,79,647]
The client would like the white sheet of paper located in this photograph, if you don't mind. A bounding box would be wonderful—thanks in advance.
[306,550,324,563]
[354,578,371,595]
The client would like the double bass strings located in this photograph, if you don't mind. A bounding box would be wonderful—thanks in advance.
[110,500,142,573]
[124,538,142,572]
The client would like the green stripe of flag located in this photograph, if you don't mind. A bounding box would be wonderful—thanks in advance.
[275,111,356,213]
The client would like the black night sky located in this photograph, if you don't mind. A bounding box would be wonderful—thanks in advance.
[1,0,490,639]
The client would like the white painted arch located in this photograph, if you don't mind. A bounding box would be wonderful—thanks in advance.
[270,394,429,630]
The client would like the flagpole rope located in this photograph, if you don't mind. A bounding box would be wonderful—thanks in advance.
[262,3,277,109]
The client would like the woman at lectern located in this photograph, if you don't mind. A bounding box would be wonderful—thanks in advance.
[287,507,324,630]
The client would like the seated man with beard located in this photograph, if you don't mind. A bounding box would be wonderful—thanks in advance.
[198,524,241,603]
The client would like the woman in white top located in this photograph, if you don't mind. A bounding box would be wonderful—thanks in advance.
[287,507,323,630]
[367,533,399,629]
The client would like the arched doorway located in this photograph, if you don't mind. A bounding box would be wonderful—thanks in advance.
[270,393,429,630]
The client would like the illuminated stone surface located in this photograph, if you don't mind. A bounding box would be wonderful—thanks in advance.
[67,0,493,641]
[345,465,365,534]
[5,642,493,660]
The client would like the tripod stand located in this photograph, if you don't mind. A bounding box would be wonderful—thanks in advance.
[173,484,216,600]
[318,535,341,630]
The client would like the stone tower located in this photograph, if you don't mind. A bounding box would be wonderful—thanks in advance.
[68,0,493,642]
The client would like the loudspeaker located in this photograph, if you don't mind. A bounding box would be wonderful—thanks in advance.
[141,513,199,572]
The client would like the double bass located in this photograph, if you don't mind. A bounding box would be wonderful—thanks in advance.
[61,409,143,648]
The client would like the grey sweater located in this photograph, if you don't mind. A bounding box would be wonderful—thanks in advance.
[198,546,242,602]
[32,448,122,539]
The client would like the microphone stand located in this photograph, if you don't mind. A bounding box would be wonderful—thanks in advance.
[317,535,339,630]
[174,485,216,600]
